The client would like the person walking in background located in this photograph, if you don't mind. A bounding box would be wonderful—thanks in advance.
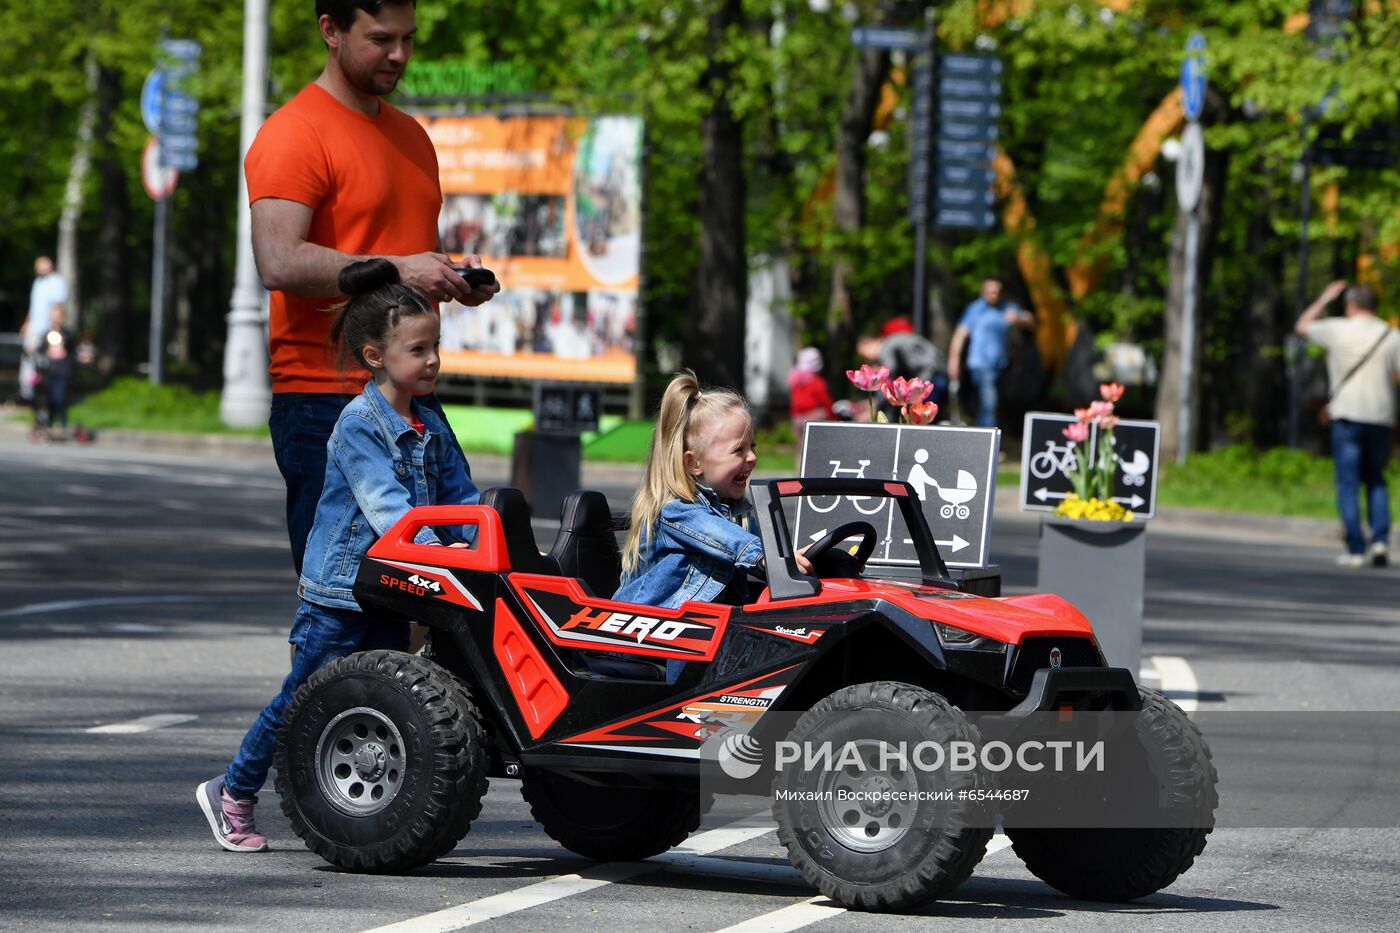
[788,346,835,442]
[857,322,949,418]
[19,256,68,407]
[948,279,1034,428]
[247,0,499,575]
[32,307,78,442]
[1295,280,1400,568]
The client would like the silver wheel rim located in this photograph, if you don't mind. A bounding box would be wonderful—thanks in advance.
[815,739,918,853]
[314,706,407,817]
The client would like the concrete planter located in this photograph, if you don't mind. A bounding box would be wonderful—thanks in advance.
[1036,515,1147,673]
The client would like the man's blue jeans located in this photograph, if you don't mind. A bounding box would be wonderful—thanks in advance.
[970,367,1000,428]
[224,601,408,799]
[269,393,356,576]
[270,392,466,576]
[1332,419,1392,555]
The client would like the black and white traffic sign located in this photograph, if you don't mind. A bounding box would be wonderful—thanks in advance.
[533,382,601,434]
[797,422,1000,569]
[1018,412,1160,518]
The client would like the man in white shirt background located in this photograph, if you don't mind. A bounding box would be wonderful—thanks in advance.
[19,256,68,404]
[1296,280,1400,568]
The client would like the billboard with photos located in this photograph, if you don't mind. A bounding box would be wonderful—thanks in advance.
[420,113,643,384]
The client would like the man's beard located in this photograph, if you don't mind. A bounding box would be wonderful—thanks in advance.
[341,51,401,97]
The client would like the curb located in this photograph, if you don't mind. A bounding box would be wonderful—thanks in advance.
[4,420,1340,545]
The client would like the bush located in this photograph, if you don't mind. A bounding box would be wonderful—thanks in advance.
[68,377,265,434]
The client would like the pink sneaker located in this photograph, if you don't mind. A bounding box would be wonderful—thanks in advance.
[197,778,269,852]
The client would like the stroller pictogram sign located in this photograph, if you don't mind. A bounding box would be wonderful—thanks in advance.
[1018,412,1160,518]
[798,422,1000,569]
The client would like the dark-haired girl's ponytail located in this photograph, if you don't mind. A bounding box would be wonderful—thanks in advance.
[338,257,400,297]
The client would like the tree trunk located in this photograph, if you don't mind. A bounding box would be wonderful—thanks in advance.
[57,52,99,326]
[96,63,133,373]
[824,47,890,396]
[1239,176,1287,447]
[689,0,747,388]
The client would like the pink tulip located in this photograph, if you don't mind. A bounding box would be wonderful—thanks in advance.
[882,376,918,406]
[846,364,889,393]
[1087,400,1115,421]
[1098,414,1119,430]
[1074,406,1093,424]
[907,401,939,425]
[1100,382,1125,402]
[1063,422,1090,443]
[904,377,934,405]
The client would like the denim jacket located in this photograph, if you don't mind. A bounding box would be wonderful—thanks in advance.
[613,485,763,609]
[299,381,479,609]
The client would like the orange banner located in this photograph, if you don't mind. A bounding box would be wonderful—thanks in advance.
[419,114,643,384]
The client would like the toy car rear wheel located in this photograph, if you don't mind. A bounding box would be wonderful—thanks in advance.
[274,650,489,872]
[1005,686,1217,901]
[520,770,711,861]
[772,681,994,911]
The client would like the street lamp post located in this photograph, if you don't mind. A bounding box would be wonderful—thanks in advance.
[219,0,271,428]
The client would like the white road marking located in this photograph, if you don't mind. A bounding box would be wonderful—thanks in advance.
[359,814,779,933]
[360,863,652,933]
[0,593,288,620]
[1151,655,1200,712]
[714,896,846,932]
[669,813,776,854]
[87,713,197,734]
[712,835,1014,933]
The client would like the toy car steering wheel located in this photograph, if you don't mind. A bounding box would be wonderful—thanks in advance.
[804,521,878,576]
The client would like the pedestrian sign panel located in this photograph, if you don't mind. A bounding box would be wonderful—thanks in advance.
[1018,412,1160,518]
[798,422,1000,569]
[533,382,601,433]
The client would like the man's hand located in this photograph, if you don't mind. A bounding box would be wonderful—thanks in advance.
[393,253,474,304]
[1320,279,1348,304]
[1296,279,1349,337]
[454,254,503,307]
[795,544,814,576]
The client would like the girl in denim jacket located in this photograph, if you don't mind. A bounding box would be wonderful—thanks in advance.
[615,372,811,681]
[198,258,478,853]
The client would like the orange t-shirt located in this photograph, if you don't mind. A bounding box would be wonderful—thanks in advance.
[245,83,442,394]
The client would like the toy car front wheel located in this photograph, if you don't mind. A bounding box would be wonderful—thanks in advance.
[772,681,994,911]
[520,770,711,861]
[274,650,488,872]
[1005,686,1218,900]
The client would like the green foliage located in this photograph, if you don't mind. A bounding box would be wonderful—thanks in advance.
[4,0,1399,450]
[67,376,264,434]
[1158,443,1400,519]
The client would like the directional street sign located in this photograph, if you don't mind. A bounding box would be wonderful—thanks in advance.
[850,26,928,50]
[798,422,1001,569]
[933,51,1002,232]
[939,53,1004,77]
[1018,412,1160,518]
[940,97,1001,120]
[156,38,201,172]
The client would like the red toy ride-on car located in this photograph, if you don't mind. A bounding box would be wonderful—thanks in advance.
[273,478,1217,911]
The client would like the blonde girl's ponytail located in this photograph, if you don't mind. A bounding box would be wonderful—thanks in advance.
[621,371,751,574]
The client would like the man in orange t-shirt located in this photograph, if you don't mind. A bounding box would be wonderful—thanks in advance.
[246,0,498,574]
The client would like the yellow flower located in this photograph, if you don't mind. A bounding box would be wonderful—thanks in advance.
[1054,495,1132,522]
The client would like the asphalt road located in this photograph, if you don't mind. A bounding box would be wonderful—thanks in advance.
[2,437,1398,932]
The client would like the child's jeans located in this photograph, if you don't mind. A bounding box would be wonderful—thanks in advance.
[225,600,408,800]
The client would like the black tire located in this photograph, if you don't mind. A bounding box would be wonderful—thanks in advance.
[520,770,711,861]
[772,681,994,911]
[274,650,489,872]
[1006,686,1218,901]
